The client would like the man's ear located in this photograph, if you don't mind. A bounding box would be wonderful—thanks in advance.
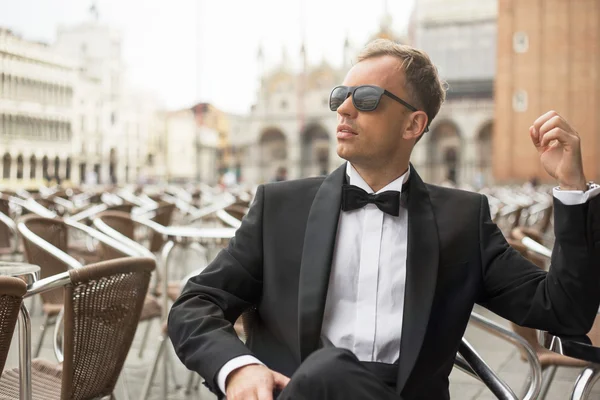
[401,111,429,141]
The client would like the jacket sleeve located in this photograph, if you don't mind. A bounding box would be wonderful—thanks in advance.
[478,194,600,335]
[167,185,266,394]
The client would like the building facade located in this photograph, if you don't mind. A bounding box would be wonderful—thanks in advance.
[0,28,76,186]
[154,107,219,184]
[494,0,600,183]
[54,21,155,185]
[192,103,230,181]
[0,15,162,189]
[228,56,345,184]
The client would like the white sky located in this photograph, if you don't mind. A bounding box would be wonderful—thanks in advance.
[0,0,415,114]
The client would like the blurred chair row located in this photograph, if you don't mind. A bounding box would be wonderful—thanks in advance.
[0,183,251,399]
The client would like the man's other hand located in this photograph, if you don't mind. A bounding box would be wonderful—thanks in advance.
[225,364,290,400]
[530,110,587,191]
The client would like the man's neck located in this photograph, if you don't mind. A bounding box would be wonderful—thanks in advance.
[352,162,410,193]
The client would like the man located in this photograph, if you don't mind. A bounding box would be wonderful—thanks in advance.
[272,166,288,182]
[168,39,600,400]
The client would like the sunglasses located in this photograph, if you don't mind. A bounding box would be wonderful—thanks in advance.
[329,85,428,132]
[330,85,419,112]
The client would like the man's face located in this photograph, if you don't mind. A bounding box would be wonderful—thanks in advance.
[335,56,414,168]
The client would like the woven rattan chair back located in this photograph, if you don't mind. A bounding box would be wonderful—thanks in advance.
[19,215,70,306]
[61,257,154,399]
[95,211,135,260]
[149,202,175,252]
[0,276,26,372]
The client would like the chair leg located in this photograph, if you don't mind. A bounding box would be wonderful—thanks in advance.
[538,365,558,400]
[168,350,181,390]
[570,365,600,400]
[184,371,196,395]
[137,318,153,358]
[139,335,166,400]
[34,314,50,358]
[27,294,36,317]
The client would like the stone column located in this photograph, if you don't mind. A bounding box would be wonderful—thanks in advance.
[23,159,30,183]
[9,157,17,182]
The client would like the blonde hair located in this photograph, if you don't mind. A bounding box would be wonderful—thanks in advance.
[357,39,446,135]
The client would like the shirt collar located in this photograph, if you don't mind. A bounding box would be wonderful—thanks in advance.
[345,162,410,194]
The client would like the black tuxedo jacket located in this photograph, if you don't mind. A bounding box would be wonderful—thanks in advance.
[168,163,600,399]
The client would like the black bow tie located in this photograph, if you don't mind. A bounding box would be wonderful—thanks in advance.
[341,184,405,216]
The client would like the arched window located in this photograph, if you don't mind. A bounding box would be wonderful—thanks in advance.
[42,156,49,180]
[29,155,37,179]
[2,153,11,179]
[16,154,23,179]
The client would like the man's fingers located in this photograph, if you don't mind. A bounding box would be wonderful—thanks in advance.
[539,127,576,148]
[256,386,274,400]
[539,115,571,136]
[532,110,560,134]
[529,125,541,149]
[272,371,291,389]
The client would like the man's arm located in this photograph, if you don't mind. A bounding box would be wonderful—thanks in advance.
[479,190,600,335]
[480,110,600,334]
[167,185,266,394]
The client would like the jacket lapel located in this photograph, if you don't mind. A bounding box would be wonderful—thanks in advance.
[396,166,439,393]
[298,163,346,362]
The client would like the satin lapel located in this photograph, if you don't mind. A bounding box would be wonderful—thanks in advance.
[298,163,346,362]
[396,165,440,393]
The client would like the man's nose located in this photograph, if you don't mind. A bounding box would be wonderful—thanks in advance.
[337,94,357,118]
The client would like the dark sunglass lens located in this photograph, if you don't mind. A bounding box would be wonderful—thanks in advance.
[354,86,381,111]
[330,87,348,111]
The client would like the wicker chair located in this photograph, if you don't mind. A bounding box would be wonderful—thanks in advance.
[0,276,27,373]
[148,202,176,253]
[0,257,155,400]
[18,215,80,358]
[95,202,176,254]
[18,215,161,358]
[92,211,175,359]
[93,211,181,301]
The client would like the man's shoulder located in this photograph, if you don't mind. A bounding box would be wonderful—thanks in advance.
[262,176,326,195]
[258,177,326,214]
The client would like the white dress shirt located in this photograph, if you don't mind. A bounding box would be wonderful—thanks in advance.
[320,162,409,363]
[216,164,600,393]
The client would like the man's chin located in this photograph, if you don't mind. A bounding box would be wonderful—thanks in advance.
[336,144,355,162]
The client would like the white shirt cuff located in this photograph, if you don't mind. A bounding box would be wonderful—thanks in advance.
[217,355,264,394]
[553,183,600,205]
